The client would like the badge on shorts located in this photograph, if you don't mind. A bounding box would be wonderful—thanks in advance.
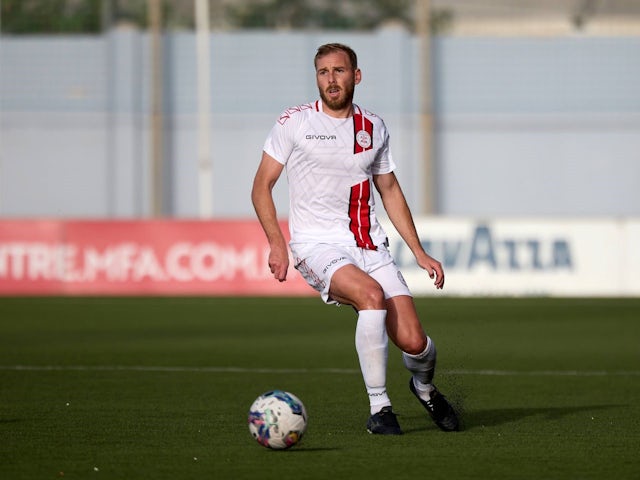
[355,130,372,149]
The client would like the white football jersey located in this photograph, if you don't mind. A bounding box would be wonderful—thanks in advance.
[264,100,396,248]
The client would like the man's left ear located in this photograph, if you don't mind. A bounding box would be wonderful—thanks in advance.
[355,68,362,85]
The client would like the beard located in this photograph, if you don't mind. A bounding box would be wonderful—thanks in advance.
[319,81,355,112]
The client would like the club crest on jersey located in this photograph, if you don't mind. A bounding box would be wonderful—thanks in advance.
[353,113,373,154]
[355,130,372,149]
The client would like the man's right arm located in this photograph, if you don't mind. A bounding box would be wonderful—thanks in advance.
[251,151,289,282]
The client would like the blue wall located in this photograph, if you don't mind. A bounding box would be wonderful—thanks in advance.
[1,29,639,217]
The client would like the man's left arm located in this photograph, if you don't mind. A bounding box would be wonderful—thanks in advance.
[373,172,444,289]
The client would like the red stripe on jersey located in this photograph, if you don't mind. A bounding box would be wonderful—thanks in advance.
[353,114,374,154]
[315,100,320,111]
[348,180,377,250]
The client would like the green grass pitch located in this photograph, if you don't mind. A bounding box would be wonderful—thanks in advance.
[1,297,639,479]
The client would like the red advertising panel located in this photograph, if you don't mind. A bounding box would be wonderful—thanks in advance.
[0,220,314,296]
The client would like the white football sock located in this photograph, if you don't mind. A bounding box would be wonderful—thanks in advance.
[403,336,437,399]
[355,309,391,415]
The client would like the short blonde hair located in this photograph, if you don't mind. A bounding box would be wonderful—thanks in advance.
[314,43,358,70]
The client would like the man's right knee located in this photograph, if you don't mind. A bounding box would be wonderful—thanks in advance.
[329,269,385,310]
[358,282,386,310]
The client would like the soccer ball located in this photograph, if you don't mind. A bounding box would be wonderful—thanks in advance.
[248,390,307,450]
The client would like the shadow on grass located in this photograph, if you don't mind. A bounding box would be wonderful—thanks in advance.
[286,447,342,452]
[401,404,624,433]
[462,404,624,430]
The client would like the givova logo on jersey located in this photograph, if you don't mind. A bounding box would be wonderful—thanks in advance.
[305,134,337,140]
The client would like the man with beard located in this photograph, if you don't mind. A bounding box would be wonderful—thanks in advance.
[251,43,459,435]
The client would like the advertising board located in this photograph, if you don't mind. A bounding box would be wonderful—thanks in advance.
[1,218,638,297]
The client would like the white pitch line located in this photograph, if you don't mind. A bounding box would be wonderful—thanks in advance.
[448,369,640,377]
[0,365,360,374]
[0,365,639,376]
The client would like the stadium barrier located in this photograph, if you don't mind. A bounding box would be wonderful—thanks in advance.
[0,218,638,297]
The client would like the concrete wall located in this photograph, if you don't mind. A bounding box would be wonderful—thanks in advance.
[433,37,640,216]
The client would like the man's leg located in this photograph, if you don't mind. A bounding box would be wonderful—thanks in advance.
[329,265,402,434]
[386,295,459,432]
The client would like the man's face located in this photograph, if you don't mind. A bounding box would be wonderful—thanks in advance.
[315,50,361,114]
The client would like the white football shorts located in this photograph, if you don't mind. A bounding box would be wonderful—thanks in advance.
[291,243,412,305]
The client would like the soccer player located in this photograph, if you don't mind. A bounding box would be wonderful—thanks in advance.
[251,43,459,434]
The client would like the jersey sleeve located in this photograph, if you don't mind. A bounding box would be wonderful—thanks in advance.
[371,120,396,175]
[263,112,296,165]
